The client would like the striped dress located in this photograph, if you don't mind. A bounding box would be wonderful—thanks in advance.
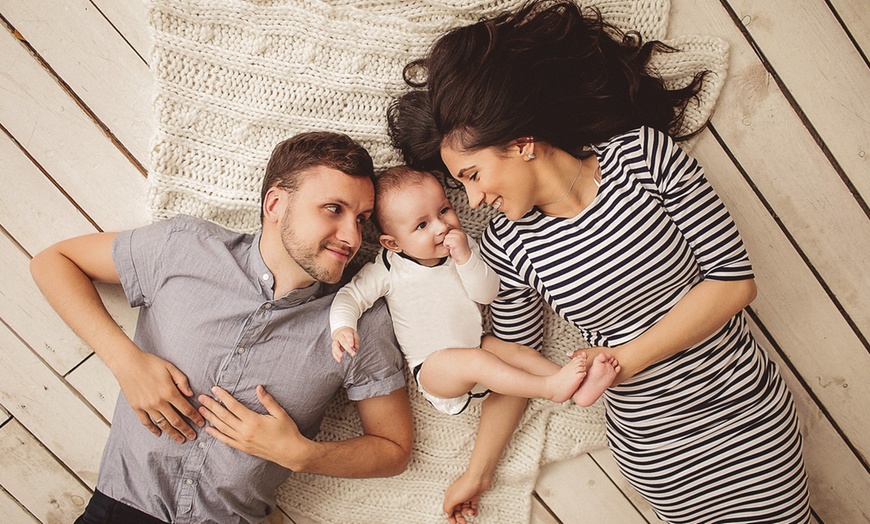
[480,127,811,523]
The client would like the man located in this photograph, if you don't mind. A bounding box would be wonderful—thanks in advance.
[31,132,414,524]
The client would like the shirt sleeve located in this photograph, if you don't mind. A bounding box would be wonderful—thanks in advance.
[329,252,391,334]
[343,299,406,401]
[642,127,754,281]
[111,217,180,308]
[455,237,501,305]
[479,220,546,349]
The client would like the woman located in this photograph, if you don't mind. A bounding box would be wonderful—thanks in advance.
[387,1,811,522]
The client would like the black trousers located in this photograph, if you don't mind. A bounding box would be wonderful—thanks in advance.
[74,490,169,524]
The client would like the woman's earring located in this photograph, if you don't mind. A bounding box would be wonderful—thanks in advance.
[526,153,536,160]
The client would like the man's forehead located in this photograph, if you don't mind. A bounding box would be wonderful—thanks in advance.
[297,166,373,206]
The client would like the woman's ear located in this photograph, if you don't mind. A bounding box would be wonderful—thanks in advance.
[262,186,285,224]
[516,137,536,161]
[379,235,401,253]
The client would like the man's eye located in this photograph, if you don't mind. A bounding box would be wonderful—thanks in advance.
[325,205,340,214]
[356,215,369,224]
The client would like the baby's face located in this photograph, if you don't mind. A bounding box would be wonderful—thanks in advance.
[381,175,462,265]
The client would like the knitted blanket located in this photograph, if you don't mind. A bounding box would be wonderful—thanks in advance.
[146,1,728,522]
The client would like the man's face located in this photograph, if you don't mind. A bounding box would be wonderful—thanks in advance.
[279,166,374,284]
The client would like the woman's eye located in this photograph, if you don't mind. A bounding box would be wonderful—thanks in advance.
[469,171,479,182]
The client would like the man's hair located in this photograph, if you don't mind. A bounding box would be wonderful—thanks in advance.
[372,165,435,233]
[260,132,375,221]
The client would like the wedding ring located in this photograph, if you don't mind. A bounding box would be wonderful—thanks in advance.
[153,417,166,424]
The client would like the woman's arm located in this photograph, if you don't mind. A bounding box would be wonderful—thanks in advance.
[596,278,757,384]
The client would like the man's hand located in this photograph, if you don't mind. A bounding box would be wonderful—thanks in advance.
[114,349,204,443]
[331,326,360,362]
[198,385,308,468]
[443,229,471,265]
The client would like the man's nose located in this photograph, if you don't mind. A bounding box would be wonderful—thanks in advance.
[337,217,361,248]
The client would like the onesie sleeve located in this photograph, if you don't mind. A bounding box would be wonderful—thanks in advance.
[329,252,392,335]
[455,237,501,305]
[480,219,546,350]
[642,127,754,281]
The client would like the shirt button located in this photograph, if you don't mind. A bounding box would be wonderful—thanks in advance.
[263,302,273,310]
[185,479,193,485]
[237,347,246,355]
[198,442,206,449]
[262,273,271,281]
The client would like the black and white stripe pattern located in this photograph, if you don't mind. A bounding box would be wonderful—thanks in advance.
[481,127,810,523]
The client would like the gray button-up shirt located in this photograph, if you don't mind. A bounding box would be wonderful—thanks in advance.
[100,215,404,523]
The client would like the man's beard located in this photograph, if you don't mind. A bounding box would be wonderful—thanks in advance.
[280,216,350,284]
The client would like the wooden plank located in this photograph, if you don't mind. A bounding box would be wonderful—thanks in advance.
[747,317,870,523]
[535,454,649,523]
[690,131,870,459]
[669,0,870,378]
[91,0,152,63]
[726,0,870,202]
[0,488,39,524]
[0,319,109,489]
[0,25,149,232]
[0,420,91,522]
[66,355,119,422]
[0,131,95,255]
[0,231,92,374]
[828,0,870,58]
[530,497,561,524]
[2,0,154,165]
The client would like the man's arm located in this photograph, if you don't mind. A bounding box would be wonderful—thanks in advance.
[30,233,204,441]
[199,385,414,477]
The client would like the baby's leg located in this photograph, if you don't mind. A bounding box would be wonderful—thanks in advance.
[572,353,620,407]
[481,335,587,376]
[420,347,587,402]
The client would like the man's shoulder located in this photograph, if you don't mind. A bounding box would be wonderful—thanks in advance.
[356,297,391,329]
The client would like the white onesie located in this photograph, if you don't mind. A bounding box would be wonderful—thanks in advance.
[330,238,500,414]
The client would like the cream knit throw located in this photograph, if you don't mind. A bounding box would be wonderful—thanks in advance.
[146,1,728,522]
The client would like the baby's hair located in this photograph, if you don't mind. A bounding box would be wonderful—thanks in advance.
[373,166,436,233]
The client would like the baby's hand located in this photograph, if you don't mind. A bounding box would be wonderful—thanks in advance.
[331,327,359,363]
[443,228,471,264]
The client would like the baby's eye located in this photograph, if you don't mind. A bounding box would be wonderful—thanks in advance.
[415,222,428,230]
[439,207,451,215]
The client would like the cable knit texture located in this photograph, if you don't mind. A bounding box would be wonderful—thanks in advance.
[146,1,727,521]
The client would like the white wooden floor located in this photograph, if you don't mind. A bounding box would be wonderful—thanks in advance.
[1,1,868,523]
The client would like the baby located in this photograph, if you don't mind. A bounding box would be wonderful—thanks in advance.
[329,166,618,414]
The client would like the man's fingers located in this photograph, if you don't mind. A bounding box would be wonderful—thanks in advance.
[167,364,194,397]
[136,410,162,437]
[255,385,286,419]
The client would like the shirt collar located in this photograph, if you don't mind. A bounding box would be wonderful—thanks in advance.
[249,230,324,307]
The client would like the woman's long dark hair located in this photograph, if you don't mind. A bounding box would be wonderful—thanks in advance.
[388,0,706,172]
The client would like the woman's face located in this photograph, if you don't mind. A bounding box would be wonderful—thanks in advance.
[440,143,537,221]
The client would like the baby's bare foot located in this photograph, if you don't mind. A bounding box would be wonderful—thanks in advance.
[546,357,588,403]
[572,353,620,407]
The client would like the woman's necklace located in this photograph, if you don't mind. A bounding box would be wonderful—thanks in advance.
[540,161,583,208]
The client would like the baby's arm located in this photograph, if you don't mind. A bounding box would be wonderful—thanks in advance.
[328,256,392,362]
[454,236,501,305]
